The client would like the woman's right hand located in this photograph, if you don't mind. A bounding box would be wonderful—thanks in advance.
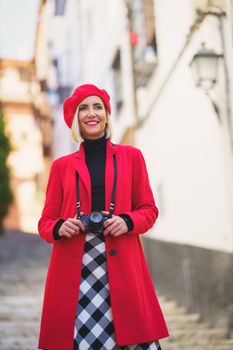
[58,215,85,239]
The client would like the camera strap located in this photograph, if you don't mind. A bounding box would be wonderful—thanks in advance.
[75,154,117,219]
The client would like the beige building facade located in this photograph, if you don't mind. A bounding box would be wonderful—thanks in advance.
[0,58,52,233]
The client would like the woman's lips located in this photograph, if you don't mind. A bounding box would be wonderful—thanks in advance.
[85,121,99,126]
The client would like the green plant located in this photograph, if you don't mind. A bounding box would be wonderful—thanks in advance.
[0,112,13,233]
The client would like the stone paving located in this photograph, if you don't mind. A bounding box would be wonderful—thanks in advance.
[0,230,50,350]
[0,230,233,350]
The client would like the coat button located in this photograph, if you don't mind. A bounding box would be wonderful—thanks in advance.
[109,249,116,256]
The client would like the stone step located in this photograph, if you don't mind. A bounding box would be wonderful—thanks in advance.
[165,337,233,347]
[162,335,233,347]
[0,309,41,321]
[1,295,43,305]
[0,321,39,337]
[0,295,42,322]
[0,336,38,350]
[166,320,210,330]
[160,343,233,350]
[160,301,187,315]
[210,339,233,346]
[164,313,201,323]
[158,296,233,349]
[169,327,223,340]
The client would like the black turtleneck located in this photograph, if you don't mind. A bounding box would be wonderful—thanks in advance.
[53,136,133,240]
[83,134,106,211]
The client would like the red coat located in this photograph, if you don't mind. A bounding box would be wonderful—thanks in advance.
[38,140,169,350]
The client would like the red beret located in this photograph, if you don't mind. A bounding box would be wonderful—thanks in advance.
[63,84,111,128]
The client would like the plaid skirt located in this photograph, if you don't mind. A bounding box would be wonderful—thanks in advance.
[74,232,161,350]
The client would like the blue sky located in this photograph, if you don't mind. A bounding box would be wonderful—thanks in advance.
[0,0,40,60]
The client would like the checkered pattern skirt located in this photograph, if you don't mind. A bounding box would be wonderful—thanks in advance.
[74,232,162,350]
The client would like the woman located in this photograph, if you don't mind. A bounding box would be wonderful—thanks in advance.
[38,84,169,350]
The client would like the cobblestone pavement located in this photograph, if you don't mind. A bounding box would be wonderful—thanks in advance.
[1,230,233,350]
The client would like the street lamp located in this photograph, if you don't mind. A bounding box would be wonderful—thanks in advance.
[190,43,223,92]
[190,43,223,120]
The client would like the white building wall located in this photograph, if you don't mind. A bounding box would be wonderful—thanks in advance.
[135,1,233,252]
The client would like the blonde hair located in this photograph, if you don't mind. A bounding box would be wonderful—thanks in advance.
[71,107,112,143]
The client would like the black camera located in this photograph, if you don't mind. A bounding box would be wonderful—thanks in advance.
[80,211,109,234]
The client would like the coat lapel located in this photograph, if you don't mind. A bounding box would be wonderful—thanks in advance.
[73,143,91,211]
[105,140,117,211]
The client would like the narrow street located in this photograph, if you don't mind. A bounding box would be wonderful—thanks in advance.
[0,230,233,350]
[1,0,233,349]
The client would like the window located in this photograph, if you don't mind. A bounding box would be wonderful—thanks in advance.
[130,0,158,86]
[40,79,48,92]
[55,0,66,16]
[132,0,157,64]
[144,0,157,55]
[19,67,31,82]
[112,49,123,113]
[58,86,71,104]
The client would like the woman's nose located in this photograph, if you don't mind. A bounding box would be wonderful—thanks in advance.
[87,108,96,116]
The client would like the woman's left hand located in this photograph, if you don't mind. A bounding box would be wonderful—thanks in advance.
[102,212,128,237]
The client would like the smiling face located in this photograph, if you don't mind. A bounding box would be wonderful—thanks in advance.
[77,95,108,140]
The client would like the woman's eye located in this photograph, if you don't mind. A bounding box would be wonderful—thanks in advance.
[95,105,102,110]
[79,106,86,111]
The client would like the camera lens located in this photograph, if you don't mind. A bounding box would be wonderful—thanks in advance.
[90,211,102,223]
